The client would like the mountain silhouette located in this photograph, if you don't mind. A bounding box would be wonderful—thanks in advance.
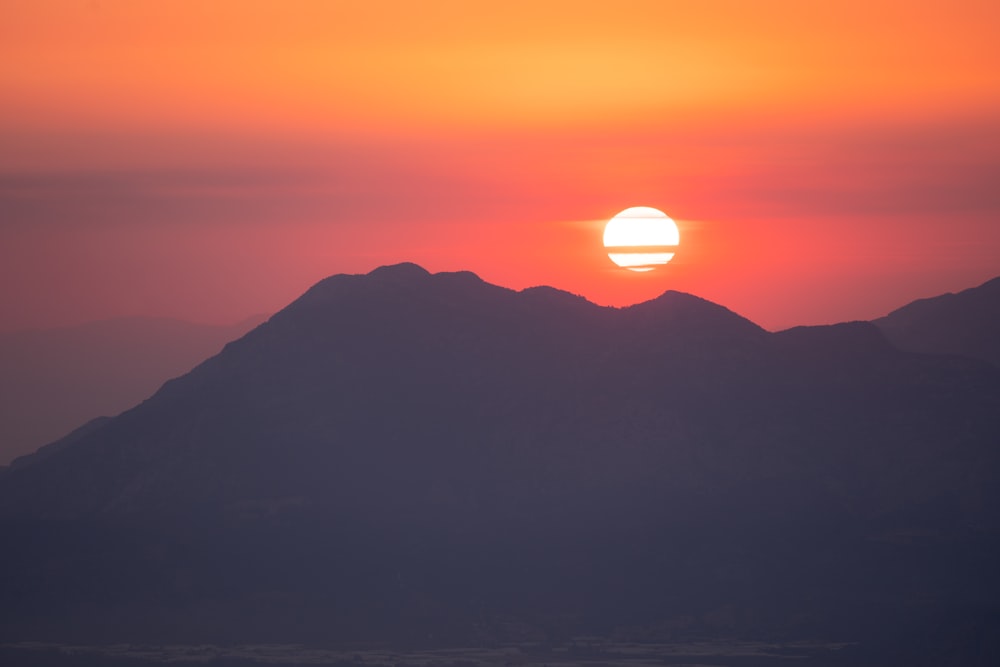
[1,265,999,663]
[874,276,1000,367]
[0,315,267,465]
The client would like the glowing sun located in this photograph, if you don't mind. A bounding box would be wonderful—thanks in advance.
[603,206,679,272]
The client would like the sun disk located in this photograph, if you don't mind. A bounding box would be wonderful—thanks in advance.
[603,207,679,271]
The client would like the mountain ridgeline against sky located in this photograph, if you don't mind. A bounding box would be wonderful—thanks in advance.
[2,264,999,661]
[874,275,1000,368]
[0,315,267,465]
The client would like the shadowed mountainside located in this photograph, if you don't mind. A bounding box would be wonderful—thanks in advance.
[874,276,1000,367]
[0,315,267,465]
[1,264,998,663]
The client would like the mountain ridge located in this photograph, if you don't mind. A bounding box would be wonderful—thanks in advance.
[1,264,998,660]
[874,275,1000,367]
[4,264,998,510]
[0,314,268,465]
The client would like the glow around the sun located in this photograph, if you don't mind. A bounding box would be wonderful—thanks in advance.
[603,207,679,272]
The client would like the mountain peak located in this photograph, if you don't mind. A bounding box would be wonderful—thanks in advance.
[623,289,766,340]
[367,262,431,281]
[639,289,748,313]
[519,285,593,306]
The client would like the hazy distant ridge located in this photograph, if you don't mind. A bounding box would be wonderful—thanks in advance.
[874,275,1000,367]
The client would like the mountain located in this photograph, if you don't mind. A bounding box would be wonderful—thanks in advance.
[0,315,267,465]
[1,264,999,663]
[874,276,1000,367]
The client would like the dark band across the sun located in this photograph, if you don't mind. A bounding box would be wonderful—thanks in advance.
[603,207,680,272]
[601,245,678,253]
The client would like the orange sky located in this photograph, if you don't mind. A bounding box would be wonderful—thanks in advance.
[2,0,999,330]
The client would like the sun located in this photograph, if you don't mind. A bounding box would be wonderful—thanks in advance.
[603,207,679,272]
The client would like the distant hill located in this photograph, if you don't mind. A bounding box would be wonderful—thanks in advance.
[0,265,998,663]
[0,315,266,465]
[874,276,1000,367]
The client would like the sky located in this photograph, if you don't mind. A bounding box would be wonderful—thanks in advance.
[2,0,999,332]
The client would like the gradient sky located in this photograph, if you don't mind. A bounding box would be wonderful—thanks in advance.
[2,0,999,331]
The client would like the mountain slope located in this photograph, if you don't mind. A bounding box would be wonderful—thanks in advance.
[0,315,267,465]
[1,265,998,659]
[874,275,1000,367]
[0,264,783,520]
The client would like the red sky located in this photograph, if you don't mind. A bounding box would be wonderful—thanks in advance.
[2,0,999,331]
